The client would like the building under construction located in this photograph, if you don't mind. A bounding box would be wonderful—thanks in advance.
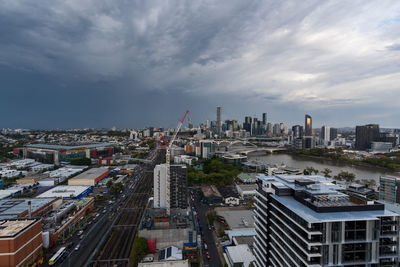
[154,164,188,210]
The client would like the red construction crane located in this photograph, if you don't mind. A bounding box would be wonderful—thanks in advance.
[160,110,189,215]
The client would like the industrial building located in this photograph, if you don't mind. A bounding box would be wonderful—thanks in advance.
[16,174,49,184]
[23,143,114,164]
[68,167,109,186]
[0,219,43,267]
[254,174,400,267]
[0,198,57,220]
[154,164,188,209]
[42,197,94,246]
[37,185,93,199]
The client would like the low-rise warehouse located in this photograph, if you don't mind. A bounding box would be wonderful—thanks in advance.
[0,219,43,267]
[68,167,109,186]
[37,185,93,199]
[17,174,49,184]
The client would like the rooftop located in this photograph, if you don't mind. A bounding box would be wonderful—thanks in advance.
[37,185,91,199]
[215,208,255,229]
[258,174,389,217]
[236,184,257,191]
[225,228,256,241]
[226,244,256,265]
[138,260,189,267]
[26,143,114,150]
[0,198,56,220]
[0,219,38,238]
[237,173,259,183]
[272,194,397,223]
[70,167,108,180]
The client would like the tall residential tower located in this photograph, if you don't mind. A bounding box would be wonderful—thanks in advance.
[254,174,399,267]
[217,107,222,137]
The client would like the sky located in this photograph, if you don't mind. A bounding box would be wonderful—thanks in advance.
[1,0,400,129]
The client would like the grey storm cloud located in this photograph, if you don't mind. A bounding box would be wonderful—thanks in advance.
[1,0,400,128]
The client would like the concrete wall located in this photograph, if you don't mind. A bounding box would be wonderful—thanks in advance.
[139,228,190,249]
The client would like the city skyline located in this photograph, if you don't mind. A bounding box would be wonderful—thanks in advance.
[1,1,400,129]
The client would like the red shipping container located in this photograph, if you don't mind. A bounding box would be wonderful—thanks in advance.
[147,240,156,254]
[98,158,102,165]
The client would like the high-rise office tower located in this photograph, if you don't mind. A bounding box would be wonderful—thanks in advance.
[217,107,222,137]
[254,174,400,267]
[305,114,312,136]
[321,125,330,143]
[355,124,380,150]
[154,164,188,209]
[330,127,338,140]
[262,113,267,125]
[244,116,252,133]
[266,123,273,134]
[272,123,281,135]
[292,125,303,139]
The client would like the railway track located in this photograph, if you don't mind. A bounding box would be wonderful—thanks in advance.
[90,171,154,266]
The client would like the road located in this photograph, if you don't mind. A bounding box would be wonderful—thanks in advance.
[190,191,222,267]
[44,169,143,267]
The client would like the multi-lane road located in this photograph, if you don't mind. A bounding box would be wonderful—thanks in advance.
[43,154,157,267]
[190,190,222,267]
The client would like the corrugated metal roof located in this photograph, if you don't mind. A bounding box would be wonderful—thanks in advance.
[26,143,114,150]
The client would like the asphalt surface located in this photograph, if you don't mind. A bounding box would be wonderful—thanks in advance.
[43,169,144,267]
[190,192,222,267]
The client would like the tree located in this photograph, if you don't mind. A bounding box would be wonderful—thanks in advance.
[361,179,377,188]
[321,168,332,178]
[132,237,149,261]
[70,158,91,166]
[334,171,356,183]
[106,180,113,188]
[206,210,216,225]
[303,166,318,175]
[217,227,225,237]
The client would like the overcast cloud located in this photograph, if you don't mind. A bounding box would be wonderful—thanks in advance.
[1,0,400,128]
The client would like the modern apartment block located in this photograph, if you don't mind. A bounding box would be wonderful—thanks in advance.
[379,176,400,204]
[154,164,188,209]
[355,124,380,150]
[254,175,399,267]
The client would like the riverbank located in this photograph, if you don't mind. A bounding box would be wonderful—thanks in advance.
[284,151,400,172]
[248,153,399,182]
[286,149,400,172]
